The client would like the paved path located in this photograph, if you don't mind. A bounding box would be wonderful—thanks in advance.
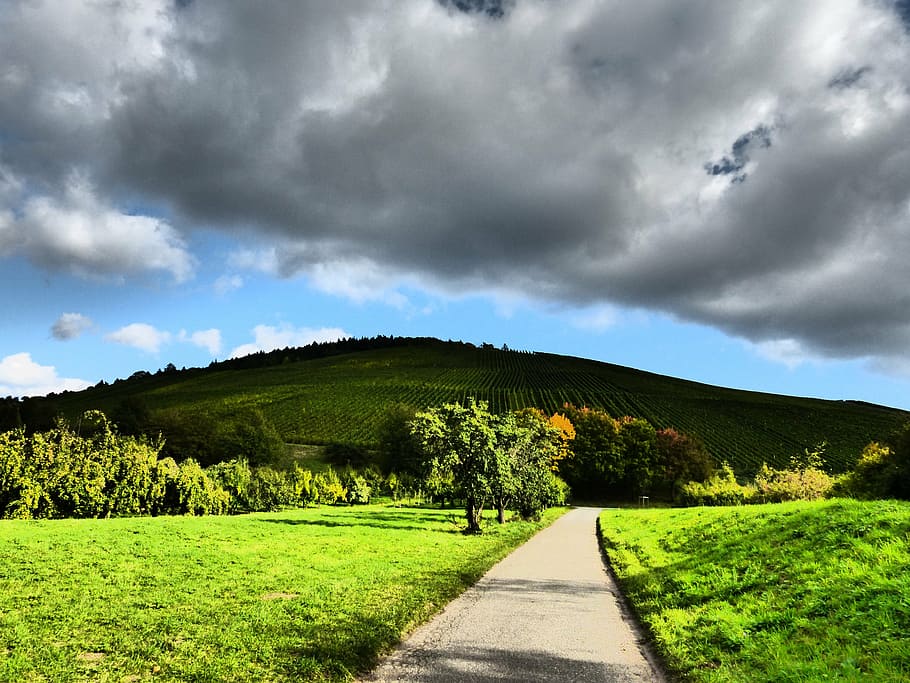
[362,507,665,682]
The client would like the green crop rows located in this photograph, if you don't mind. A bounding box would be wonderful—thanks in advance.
[53,339,907,475]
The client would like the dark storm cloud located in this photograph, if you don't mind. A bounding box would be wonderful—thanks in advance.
[3,0,910,365]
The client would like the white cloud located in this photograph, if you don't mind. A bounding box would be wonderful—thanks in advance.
[213,274,243,296]
[230,324,348,359]
[13,173,194,282]
[179,328,222,356]
[306,259,410,309]
[105,323,172,354]
[751,339,816,370]
[0,352,90,397]
[569,305,618,333]
[51,312,93,340]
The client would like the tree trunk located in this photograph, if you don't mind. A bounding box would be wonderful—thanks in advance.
[465,497,483,534]
[497,501,505,524]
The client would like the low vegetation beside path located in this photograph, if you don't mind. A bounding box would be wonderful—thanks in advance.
[0,505,565,682]
[599,500,910,682]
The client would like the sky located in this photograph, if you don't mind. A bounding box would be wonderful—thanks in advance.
[2,0,910,410]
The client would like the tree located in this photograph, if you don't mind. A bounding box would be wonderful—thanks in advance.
[655,428,715,499]
[376,403,421,473]
[560,406,623,496]
[410,399,499,533]
[618,417,659,495]
[504,409,569,520]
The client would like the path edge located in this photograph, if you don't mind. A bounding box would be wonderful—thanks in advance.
[595,513,673,683]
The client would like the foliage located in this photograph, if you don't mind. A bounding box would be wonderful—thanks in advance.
[599,500,910,682]
[313,467,347,505]
[0,413,324,519]
[341,466,372,505]
[546,411,575,470]
[410,399,500,533]
[176,459,230,515]
[559,405,623,496]
[839,441,896,499]
[753,462,835,503]
[408,401,568,529]
[376,403,421,473]
[678,463,752,506]
[147,406,285,467]
[839,424,910,500]
[40,337,908,476]
[677,446,837,506]
[558,406,707,500]
[654,427,715,497]
[0,505,565,682]
[0,412,227,519]
[499,409,569,520]
[618,416,659,495]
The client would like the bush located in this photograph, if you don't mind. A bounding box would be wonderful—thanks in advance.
[514,470,569,520]
[176,459,230,515]
[679,464,752,506]
[314,468,347,505]
[246,467,296,511]
[753,462,834,502]
[839,441,897,499]
[292,464,318,507]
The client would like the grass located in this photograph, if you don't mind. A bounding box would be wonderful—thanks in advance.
[0,504,565,682]
[599,500,910,682]
[47,337,908,475]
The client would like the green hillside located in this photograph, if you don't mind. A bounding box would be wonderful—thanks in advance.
[27,337,909,475]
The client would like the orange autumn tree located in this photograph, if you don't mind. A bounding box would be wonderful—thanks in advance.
[547,411,576,471]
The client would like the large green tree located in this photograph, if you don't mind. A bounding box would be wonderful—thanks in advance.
[496,409,566,521]
[409,399,499,533]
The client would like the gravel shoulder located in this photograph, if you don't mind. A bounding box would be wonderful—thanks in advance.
[361,506,666,682]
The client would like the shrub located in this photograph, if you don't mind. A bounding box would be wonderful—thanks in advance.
[679,463,752,506]
[753,462,834,502]
[839,441,897,499]
[514,470,569,520]
[207,459,254,512]
[314,468,347,505]
[292,464,318,507]
[175,459,230,515]
[246,467,296,511]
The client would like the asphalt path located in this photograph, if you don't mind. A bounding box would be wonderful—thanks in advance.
[362,507,666,682]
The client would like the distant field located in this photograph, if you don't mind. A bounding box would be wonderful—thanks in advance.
[599,500,910,682]
[0,505,564,682]
[47,338,908,474]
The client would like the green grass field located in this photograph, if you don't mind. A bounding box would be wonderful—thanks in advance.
[599,500,910,682]
[0,505,565,682]
[43,338,908,475]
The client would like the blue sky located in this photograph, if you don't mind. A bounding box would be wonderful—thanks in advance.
[2,0,910,410]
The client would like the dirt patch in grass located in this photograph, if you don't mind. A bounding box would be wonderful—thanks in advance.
[76,652,105,664]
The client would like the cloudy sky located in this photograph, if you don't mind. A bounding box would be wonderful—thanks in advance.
[2,0,910,409]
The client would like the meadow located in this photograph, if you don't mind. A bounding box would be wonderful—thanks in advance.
[599,500,910,682]
[39,338,908,475]
[0,505,564,682]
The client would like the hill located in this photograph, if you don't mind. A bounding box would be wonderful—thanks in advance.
[15,336,909,474]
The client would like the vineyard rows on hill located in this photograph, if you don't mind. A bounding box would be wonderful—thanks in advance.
[51,339,907,475]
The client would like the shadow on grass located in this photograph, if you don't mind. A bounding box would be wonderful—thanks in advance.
[256,509,466,534]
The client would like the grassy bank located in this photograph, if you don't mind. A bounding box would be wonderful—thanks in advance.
[0,505,564,682]
[599,500,910,682]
